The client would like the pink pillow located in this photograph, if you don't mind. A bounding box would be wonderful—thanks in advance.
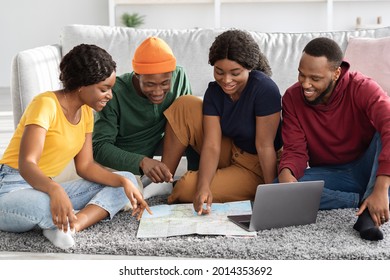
[344,37,390,94]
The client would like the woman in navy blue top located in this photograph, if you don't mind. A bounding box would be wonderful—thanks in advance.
[163,30,282,214]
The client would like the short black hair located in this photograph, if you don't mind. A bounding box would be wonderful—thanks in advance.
[208,29,272,77]
[303,37,343,70]
[59,44,116,91]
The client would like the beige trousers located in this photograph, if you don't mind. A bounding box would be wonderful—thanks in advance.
[164,95,280,204]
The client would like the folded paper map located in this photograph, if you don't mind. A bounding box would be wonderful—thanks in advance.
[137,200,256,238]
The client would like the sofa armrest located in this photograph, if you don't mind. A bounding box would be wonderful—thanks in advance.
[11,44,62,127]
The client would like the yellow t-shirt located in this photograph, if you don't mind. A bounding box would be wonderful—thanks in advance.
[0,91,93,177]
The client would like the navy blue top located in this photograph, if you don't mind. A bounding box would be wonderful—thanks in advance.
[203,70,283,154]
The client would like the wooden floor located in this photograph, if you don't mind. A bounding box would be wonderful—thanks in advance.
[0,87,13,156]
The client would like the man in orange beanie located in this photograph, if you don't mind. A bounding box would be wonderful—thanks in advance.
[92,37,192,185]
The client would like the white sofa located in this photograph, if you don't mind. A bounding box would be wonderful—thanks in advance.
[10,24,390,181]
[12,24,390,125]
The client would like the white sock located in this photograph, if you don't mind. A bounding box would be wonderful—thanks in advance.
[143,182,173,200]
[122,177,173,211]
[43,228,75,250]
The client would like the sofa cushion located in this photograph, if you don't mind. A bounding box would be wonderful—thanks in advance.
[344,36,390,94]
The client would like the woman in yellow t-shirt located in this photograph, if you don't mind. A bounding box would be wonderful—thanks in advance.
[0,44,151,250]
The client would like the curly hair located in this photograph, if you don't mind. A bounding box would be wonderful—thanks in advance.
[59,44,117,91]
[208,29,272,77]
[303,37,343,70]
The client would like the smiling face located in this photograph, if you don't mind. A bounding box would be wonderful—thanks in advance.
[80,71,116,111]
[298,53,341,105]
[135,72,173,104]
[213,58,250,100]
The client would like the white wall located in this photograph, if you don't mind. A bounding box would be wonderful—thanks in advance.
[114,1,390,32]
[0,0,108,87]
[332,1,390,31]
[1,0,390,87]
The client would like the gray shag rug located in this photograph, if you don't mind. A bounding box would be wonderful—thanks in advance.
[1,195,389,260]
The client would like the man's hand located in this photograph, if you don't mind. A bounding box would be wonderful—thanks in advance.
[278,168,298,183]
[140,157,173,183]
[356,175,390,226]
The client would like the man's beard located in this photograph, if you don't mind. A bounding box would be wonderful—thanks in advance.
[306,80,334,105]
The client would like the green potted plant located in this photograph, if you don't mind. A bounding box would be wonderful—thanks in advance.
[121,12,145,28]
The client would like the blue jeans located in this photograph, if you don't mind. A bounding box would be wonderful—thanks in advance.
[296,133,390,209]
[0,164,134,233]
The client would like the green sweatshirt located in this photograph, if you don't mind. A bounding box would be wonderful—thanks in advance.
[92,66,192,174]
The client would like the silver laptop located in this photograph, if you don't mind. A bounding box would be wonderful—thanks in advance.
[228,181,324,231]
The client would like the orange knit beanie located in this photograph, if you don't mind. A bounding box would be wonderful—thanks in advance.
[132,37,176,74]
